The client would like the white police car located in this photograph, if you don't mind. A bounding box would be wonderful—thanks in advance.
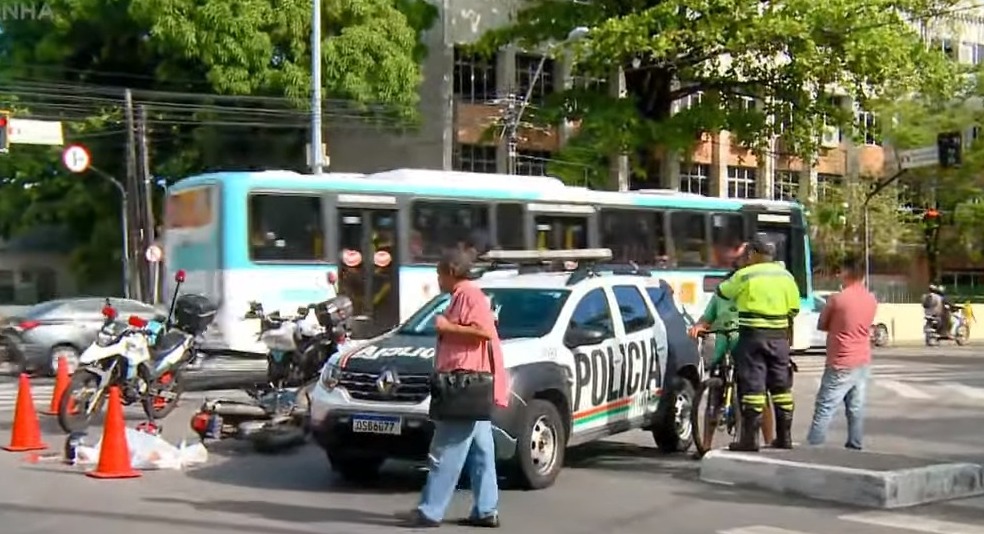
[308,249,702,489]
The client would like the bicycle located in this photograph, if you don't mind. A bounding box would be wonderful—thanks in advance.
[691,329,741,458]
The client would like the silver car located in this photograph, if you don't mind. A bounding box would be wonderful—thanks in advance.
[0,298,164,376]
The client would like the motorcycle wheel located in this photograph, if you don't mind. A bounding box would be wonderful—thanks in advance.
[925,333,940,347]
[57,369,108,434]
[141,368,184,420]
[955,325,970,346]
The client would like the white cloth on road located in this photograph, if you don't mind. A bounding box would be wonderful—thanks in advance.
[75,427,208,470]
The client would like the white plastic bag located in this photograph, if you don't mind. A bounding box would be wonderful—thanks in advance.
[74,428,208,470]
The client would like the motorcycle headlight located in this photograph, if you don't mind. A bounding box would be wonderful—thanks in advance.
[320,362,342,390]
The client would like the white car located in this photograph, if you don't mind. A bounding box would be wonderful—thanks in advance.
[308,249,703,490]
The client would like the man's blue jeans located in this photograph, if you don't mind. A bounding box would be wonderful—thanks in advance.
[418,420,499,522]
[807,365,870,449]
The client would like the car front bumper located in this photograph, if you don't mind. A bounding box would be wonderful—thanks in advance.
[308,382,517,461]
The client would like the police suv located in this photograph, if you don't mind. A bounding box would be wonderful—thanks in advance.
[308,249,703,489]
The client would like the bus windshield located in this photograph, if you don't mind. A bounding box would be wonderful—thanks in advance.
[400,288,571,340]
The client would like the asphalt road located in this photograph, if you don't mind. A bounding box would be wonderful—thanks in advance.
[0,346,983,534]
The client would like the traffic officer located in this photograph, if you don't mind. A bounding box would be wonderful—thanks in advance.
[715,236,800,452]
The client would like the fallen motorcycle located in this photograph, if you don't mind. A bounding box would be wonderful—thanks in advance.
[190,295,353,452]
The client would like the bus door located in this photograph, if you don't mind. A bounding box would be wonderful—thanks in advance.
[337,208,400,338]
[529,204,594,250]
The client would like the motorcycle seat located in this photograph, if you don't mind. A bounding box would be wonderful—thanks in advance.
[153,330,188,359]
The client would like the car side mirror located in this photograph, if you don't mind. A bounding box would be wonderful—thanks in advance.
[563,326,608,349]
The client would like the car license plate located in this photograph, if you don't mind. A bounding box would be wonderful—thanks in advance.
[352,414,402,435]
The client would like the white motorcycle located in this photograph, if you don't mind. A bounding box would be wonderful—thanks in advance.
[57,270,217,433]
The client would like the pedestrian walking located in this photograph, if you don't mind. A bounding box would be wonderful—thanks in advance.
[404,249,508,529]
[807,256,878,450]
[715,236,800,452]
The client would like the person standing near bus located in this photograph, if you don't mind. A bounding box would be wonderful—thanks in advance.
[715,237,800,452]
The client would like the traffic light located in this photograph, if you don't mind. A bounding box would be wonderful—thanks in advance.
[0,111,8,154]
[937,131,962,168]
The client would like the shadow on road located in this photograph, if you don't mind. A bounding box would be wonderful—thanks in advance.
[564,440,698,480]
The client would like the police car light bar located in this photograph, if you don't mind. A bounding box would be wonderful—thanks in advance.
[480,248,614,264]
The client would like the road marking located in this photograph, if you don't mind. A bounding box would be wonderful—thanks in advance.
[873,379,934,399]
[840,511,984,534]
[941,382,984,400]
[719,527,816,534]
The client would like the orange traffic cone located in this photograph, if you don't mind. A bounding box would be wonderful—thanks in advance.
[3,373,47,452]
[42,356,71,415]
[86,386,140,479]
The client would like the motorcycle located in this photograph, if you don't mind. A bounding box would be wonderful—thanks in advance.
[924,306,970,347]
[190,295,353,451]
[870,323,889,347]
[58,270,217,433]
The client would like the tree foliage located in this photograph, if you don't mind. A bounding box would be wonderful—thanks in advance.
[0,0,435,288]
[476,0,961,185]
[878,69,984,282]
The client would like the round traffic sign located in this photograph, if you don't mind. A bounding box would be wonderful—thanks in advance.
[145,245,163,263]
[62,145,91,173]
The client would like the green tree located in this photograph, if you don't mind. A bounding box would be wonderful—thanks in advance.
[0,0,435,289]
[877,71,984,283]
[475,0,960,186]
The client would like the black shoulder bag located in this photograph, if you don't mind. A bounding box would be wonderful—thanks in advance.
[429,342,496,421]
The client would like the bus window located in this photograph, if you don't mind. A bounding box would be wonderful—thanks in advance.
[410,201,490,262]
[710,213,745,268]
[535,215,587,250]
[599,209,667,266]
[248,194,325,262]
[670,211,708,267]
[495,203,525,250]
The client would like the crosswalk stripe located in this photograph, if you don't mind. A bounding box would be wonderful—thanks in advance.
[941,382,984,400]
[840,511,984,534]
[871,379,934,399]
[719,527,816,534]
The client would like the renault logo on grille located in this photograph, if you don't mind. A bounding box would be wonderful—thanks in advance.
[376,369,400,396]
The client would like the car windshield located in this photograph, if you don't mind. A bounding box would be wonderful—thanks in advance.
[400,288,571,340]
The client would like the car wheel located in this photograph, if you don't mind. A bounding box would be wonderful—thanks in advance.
[327,449,385,483]
[652,377,695,453]
[507,399,566,490]
[49,345,80,377]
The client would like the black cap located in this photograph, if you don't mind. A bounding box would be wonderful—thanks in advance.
[749,235,776,257]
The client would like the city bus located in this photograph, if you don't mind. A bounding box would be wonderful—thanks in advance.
[163,169,818,354]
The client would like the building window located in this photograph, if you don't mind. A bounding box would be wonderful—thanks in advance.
[571,66,606,92]
[941,270,984,295]
[248,194,325,262]
[971,43,984,65]
[726,166,757,199]
[675,91,704,113]
[516,150,551,176]
[933,38,958,60]
[856,110,881,145]
[452,144,497,173]
[680,163,710,196]
[515,54,554,105]
[453,48,497,104]
[817,173,842,202]
[774,170,800,201]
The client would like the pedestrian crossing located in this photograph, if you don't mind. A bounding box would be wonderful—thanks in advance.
[719,509,984,534]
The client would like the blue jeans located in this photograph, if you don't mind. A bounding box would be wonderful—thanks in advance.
[417,420,499,522]
[807,365,870,449]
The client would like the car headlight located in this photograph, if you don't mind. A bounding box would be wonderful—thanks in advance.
[320,362,341,390]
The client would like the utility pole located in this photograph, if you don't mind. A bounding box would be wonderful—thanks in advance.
[310,0,324,175]
[138,105,156,302]
[123,89,142,301]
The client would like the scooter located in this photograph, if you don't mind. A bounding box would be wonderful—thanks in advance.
[58,270,217,433]
[924,306,970,346]
[191,296,353,452]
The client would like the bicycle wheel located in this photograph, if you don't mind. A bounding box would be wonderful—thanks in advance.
[692,377,726,458]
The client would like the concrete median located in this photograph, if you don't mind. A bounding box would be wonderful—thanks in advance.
[699,448,984,508]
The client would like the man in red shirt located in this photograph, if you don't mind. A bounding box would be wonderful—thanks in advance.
[806,256,878,450]
[408,249,508,529]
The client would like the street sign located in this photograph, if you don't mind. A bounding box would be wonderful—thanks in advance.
[8,119,64,146]
[895,145,938,170]
[145,245,163,263]
[62,144,90,173]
